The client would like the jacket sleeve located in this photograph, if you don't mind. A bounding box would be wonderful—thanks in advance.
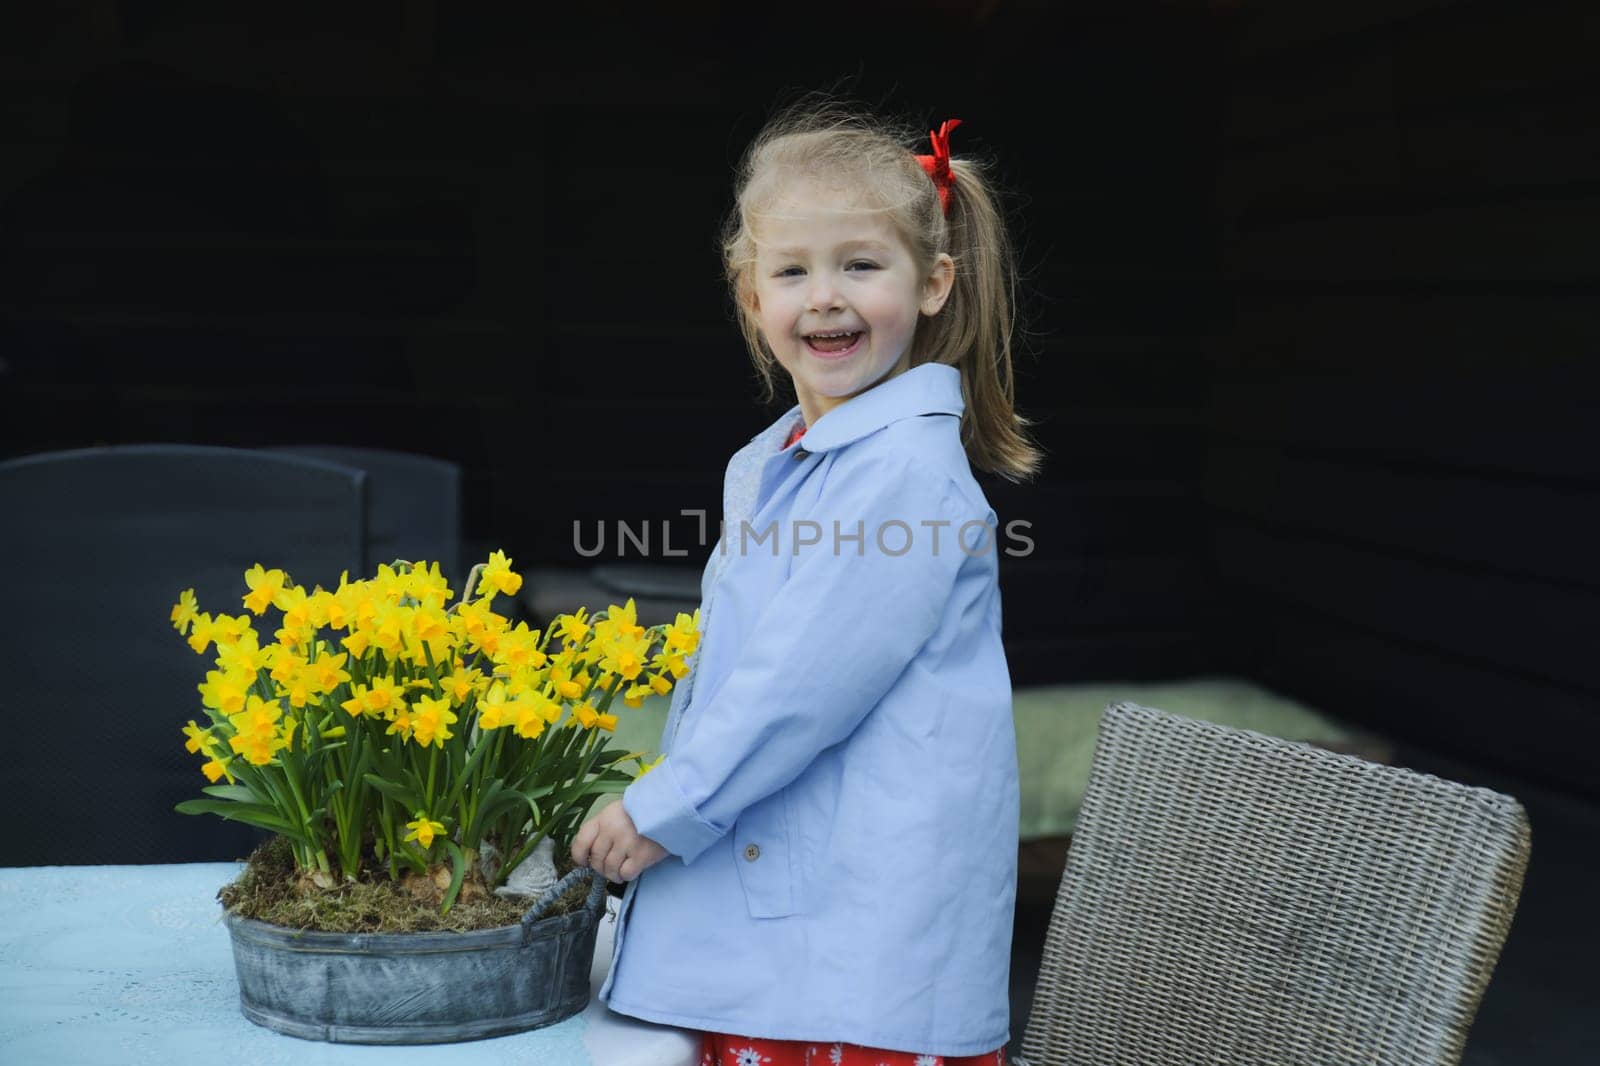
[622,451,968,863]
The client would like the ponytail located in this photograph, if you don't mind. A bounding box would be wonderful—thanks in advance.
[914,155,1041,481]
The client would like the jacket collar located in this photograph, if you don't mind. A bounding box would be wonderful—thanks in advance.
[785,363,965,455]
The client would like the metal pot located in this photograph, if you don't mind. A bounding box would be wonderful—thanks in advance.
[224,866,608,1044]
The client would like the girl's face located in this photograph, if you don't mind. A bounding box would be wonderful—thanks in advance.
[748,181,954,426]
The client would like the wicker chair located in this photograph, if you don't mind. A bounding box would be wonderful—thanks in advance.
[1018,702,1530,1066]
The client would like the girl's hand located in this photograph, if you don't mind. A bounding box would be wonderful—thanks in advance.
[571,797,669,883]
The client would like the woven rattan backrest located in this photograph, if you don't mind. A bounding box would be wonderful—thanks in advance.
[1019,702,1530,1066]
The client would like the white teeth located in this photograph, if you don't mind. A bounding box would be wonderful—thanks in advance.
[807,330,860,338]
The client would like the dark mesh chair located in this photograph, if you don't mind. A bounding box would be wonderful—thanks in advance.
[0,445,365,865]
[267,445,462,590]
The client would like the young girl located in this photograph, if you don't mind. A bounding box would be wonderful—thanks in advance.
[572,99,1039,1066]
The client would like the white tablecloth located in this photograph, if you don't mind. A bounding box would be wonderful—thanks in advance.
[0,863,698,1066]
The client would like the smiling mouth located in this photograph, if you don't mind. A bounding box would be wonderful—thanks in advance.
[804,330,864,355]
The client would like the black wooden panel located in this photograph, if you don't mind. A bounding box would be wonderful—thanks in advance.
[1203,443,1600,587]
[1205,367,1598,483]
[1213,520,1600,692]
[1000,553,1208,634]
[984,478,1201,556]
[1224,26,1396,143]
[1215,282,1600,373]
[1223,192,1600,281]
[1003,631,1208,688]
[1219,119,1408,232]
[1015,340,1211,407]
[1228,0,1462,62]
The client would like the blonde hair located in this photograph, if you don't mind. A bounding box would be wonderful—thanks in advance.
[720,97,1041,481]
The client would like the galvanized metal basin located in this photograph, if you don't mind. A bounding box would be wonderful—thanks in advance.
[224,867,608,1044]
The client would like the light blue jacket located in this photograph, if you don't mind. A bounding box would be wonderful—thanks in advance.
[600,363,1019,1056]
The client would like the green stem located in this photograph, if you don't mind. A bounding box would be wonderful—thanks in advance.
[425,745,439,811]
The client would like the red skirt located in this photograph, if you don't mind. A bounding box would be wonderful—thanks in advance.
[701,1032,1006,1066]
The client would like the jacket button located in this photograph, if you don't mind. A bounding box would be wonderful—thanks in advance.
[793,448,809,461]
[744,843,761,861]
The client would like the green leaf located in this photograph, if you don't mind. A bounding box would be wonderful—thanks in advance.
[580,778,631,796]
[478,787,527,827]
[362,773,422,810]
[200,784,261,803]
[440,736,497,813]
[174,799,304,839]
[440,840,468,915]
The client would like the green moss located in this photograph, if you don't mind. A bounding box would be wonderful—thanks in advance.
[218,836,596,934]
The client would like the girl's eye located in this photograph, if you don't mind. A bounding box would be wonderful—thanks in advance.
[776,266,804,278]
[847,260,880,271]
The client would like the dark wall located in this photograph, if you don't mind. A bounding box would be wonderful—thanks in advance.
[0,1,1227,688]
[1204,1,1600,794]
[2,3,1593,792]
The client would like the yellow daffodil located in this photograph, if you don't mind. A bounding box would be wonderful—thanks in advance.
[476,682,513,730]
[552,608,590,645]
[665,609,701,655]
[314,582,348,630]
[275,584,312,631]
[372,563,405,604]
[440,665,485,704]
[282,668,315,709]
[403,561,453,610]
[572,702,599,730]
[340,679,398,719]
[404,816,446,850]
[209,613,256,648]
[598,599,645,642]
[410,694,457,748]
[242,564,289,616]
[215,635,269,678]
[596,712,618,732]
[186,612,218,654]
[547,658,587,702]
[182,719,219,756]
[599,631,651,682]
[369,603,410,658]
[198,668,252,716]
[385,700,413,739]
[336,578,379,632]
[267,645,305,686]
[493,622,547,671]
[340,626,372,658]
[308,650,351,694]
[365,675,402,713]
[411,604,450,651]
[511,702,546,740]
[227,695,288,765]
[652,649,690,680]
[480,550,523,598]
[170,588,199,634]
[201,755,235,784]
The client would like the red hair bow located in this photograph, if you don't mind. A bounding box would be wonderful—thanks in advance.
[914,118,963,215]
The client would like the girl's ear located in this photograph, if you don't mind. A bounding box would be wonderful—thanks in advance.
[920,253,956,316]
